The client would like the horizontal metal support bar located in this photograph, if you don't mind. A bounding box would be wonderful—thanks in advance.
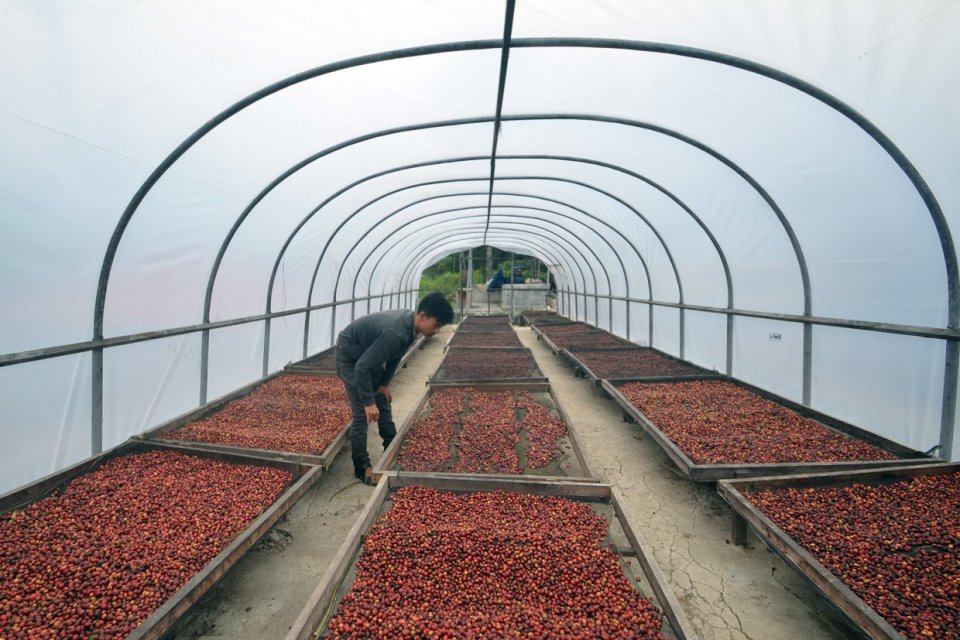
[561,291,958,341]
[1,291,416,368]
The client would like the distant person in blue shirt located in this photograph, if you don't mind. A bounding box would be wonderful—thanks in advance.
[335,292,454,484]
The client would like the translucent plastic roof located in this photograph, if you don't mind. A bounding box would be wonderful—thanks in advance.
[2,0,959,492]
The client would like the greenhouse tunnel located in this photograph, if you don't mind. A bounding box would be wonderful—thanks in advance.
[2,1,959,502]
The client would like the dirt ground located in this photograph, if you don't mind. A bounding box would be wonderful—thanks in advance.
[168,318,856,640]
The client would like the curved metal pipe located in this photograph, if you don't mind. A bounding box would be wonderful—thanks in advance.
[300,172,677,351]
[377,216,598,325]
[95,38,954,454]
[392,228,576,318]
[380,211,612,324]
[355,200,637,334]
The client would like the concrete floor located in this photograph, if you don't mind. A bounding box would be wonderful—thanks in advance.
[168,318,856,640]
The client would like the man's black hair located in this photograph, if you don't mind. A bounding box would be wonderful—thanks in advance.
[417,291,454,326]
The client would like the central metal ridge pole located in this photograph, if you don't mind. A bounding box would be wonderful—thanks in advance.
[483,0,516,246]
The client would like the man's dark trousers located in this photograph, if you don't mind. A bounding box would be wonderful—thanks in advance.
[336,350,396,475]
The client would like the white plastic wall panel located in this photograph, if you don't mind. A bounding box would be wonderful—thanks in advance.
[608,301,630,339]
[0,112,143,353]
[497,166,676,298]
[105,178,250,336]
[266,313,308,373]
[211,125,492,320]
[651,306,681,357]
[308,165,490,305]
[102,335,201,448]
[0,356,91,495]
[494,126,728,307]
[110,51,502,334]
[207,323,265,402]
[332,304,356,345]
[628,302,651,347]
[491,172,680,303]
[500,52,809,315]
[811,328,943,453]
[305,308,337,357]
[683,310,729,374]
[732,317,804,403]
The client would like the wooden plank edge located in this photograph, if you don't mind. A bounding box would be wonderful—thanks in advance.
[718,462,960,494]
[373,386,432,475]
[600,381,697,479]
[129,464,323,640]
[136,436,325,467]
[385,472,611,498]
[610,487,696,640]
[285,478,390,640]
[317,422,351,469]
[600,381,934,483]
[0,440,308,513]
[715,481,905,640]
[549,385,601,480]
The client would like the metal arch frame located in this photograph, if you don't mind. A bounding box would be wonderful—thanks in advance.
[351,197,590,324]
[359,214,601,327]
[400,231,571,305]
[199,120,739,394]
[496,152,734,372]
[293,166,680,353]
[200,129,775,402]
[389,228,577,317]
[395,237,572,317]
[372,227,579,317]
[355,193,644,333]
[399,226,589,316]
[395,228,574,313]
[86,38,956,456]
[299,172,683,358]
[398,223,591,314]
[358,206,627,327]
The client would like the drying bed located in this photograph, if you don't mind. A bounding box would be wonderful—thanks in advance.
[285,347,337,374]
[522,312,571,326]
[0,442,319,640]
[461,314,512,325]
[447,330,523,348]
[534,322,594,334]
[603,378,935,481]
[455,322,517,333]
[430,346,547,384]
[284,335,425,375]
[539,329,635,352]
[718,463,960,640]
[376,384,593,480]
[147,373,350,466]
[287,477,692,640]
[561,347,717,383]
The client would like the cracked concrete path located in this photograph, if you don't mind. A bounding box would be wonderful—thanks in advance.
[168,320,856,639]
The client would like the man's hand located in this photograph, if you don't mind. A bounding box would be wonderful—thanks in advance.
[376,386,392,403]
[364,404,379,423]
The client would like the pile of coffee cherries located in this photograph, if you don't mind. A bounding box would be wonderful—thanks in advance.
[749,472,960,639]
[163,374,350,454]
[398,389,568,474]
[0,450,291,640]
[618,380,894,464]
[571,348,702,379]
[325,487,665,639]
